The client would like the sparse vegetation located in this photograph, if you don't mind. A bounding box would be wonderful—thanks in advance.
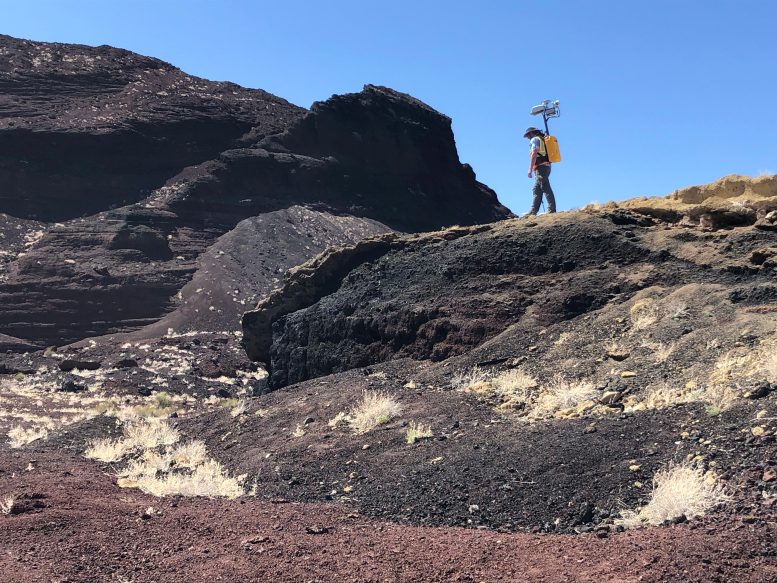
[327,411,348,428]
[451,366,489,389]
[230,399,247,418]
[458,367,597,420]
[153,391,173,408]
[625,383,702,412]
[642,340,675,363]
[119,457,243,499]
[348,391,402,434]
[83,418,243,499]
[1,494,16,515]
[124,419,180,450]
[629,298,660,332]
[616,462,729,528]
[532,376,597,418]
[7,425,49,448]
[84,437,132,463]
[406,422,433,444]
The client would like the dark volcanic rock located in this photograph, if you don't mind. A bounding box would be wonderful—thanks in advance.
[0,37,510,349]
[0,34,304,220]
[243,210,777,389]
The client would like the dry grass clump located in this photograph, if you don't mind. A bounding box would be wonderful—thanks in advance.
[327,411,348,428]
[230,399,247,418]
[642,340,675,363]
[451,366,490,390]
[83,419,180,463]
[83,418,243,499]
[458,368,596,420]
[170,440,208,469]
[629,298,660,332]
[625,382,705,413]
[457,367,536,404]
[491,369,537,398]
[625,381,739,414]
[119,458,243,499]
[406,422,433,444]
[702,384,739,412]
[348,391,402,434]
[83,437,133,463]
[532,376,598,418]
[124,419,180,450]
[1,494,16,515]
[760,348,777,382]
[616,462,729,528]
[710,337,777,386]
[7,425,49,448]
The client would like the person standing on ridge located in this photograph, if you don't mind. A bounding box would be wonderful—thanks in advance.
[524,126,556,215]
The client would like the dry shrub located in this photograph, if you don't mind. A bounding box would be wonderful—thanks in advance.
[348,391,402,434]
[630,298,660,332]
[491,369,537,398]
[327,411,348,428]
[1,494,16,515]
[84,438,132,463]
[616,462,728,528]
[642,340,675,363]
[230,399,247,418]
[124,419,180,450]
[7,425,48,448]
[170,440,208,469]
[406,422,433,444]
[702,384,739,412]
[532,376,597,418]
[120,458,243,499]
[451,366,490,389]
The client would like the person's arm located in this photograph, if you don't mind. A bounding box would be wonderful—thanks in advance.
[528,148,537,178]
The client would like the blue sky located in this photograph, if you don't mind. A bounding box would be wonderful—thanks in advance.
[4,1,776,214]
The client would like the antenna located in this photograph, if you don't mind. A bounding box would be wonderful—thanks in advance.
[530,99,560,134]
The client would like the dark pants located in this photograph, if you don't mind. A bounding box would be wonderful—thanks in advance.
[529,164,556,215]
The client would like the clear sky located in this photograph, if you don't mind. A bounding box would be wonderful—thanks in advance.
[4,0,776,214]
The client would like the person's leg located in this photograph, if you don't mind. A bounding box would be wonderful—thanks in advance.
[541,165,557,213]
[529,173,543,215]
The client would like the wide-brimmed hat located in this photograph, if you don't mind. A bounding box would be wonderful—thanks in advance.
[523,126,541,138]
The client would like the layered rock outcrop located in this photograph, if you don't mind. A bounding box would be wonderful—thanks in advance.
[0,36,511,349]
[0,34,304,220]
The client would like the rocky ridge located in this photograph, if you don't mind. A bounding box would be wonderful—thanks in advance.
[0,35,509,349]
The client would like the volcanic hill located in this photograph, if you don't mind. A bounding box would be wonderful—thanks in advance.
[0,34,776,583]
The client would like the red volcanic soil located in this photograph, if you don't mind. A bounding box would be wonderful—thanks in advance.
[1,450,774,583]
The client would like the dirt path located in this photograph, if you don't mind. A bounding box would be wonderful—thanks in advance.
[1,451,774,583]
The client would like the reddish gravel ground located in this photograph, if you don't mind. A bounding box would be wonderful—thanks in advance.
[1,451,774,583]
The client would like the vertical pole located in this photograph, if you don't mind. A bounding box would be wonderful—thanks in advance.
[543,112,550,135]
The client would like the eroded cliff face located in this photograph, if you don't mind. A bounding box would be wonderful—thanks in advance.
[242,185,777,389]
[0,37,511,349]
[0,34,304,220]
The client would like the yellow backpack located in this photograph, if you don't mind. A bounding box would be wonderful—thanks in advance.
[544,135,562,163]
